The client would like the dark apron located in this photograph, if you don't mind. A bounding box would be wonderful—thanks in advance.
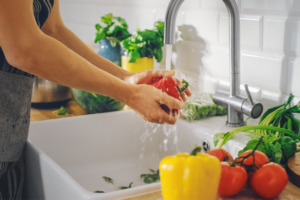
[0,71,33,162]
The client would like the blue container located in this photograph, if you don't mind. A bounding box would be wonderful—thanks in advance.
[98,38,122,66]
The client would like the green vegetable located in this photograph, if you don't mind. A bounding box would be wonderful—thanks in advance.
[278,136,297,159]
[52,106,68,116]
[214,93,300,165]
[140,169,160,184]
[72,89,124,114]
[183,94,227,121]
[94,190,105,193]
[95,13,131,47]
[122,21,164,63]
[102,176,114,185]
[119,182,133,190]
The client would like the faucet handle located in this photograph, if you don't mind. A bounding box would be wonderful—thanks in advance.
[244,84,254,105]
[242,84,263,119]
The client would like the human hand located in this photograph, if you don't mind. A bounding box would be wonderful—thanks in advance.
[126,84,184,125]
[125,69,192,101]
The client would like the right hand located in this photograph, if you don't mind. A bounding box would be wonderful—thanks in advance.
[126,84,184,125]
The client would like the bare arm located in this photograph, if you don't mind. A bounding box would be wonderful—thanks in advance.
[41,0,132,81]
[0,0,184,124]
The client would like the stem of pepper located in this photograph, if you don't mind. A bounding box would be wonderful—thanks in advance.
[190,145,202,156]
[230,137,264,169]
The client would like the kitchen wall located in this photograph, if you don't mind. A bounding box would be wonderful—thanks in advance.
[60,0,300,106]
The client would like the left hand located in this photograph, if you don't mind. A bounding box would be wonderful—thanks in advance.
[125,69,192,101]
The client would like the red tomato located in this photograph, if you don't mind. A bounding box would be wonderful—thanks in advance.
[250,162,288,199]
[237,150,269,171]
[218,162,248,197]
[207,148,234,162]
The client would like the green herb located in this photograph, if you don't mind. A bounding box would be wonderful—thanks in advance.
[213,93,300,165]
[119,182,133,190]
[122,21,164,63]
[102,176,114,185]
[52,106,68,116]
[94,190,105,193]
[140,169,160,184]
[94,13,131,47]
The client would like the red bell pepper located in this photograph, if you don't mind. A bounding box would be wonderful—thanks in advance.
[151,77,181,100]
[149,77,189,113]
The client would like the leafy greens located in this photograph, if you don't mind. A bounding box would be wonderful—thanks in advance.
[122,21,164,63]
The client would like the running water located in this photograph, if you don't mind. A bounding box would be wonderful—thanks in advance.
[139,122,179,161]
[137,44,180,166]
[165,44,172,70]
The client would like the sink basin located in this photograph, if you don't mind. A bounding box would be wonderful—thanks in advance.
[25,110,248,200]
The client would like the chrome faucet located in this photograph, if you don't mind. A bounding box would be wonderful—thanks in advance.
[164,0,263,127]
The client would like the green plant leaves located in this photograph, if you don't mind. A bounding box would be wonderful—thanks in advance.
[94,13,131,45]
[122,21,165,63]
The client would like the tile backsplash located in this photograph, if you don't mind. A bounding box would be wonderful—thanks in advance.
[60,0,300,106]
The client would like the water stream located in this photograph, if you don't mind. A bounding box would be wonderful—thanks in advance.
[165,44,172,71]
[138,44,180,168]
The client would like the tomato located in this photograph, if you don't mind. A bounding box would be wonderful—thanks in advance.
[207,148,234,162]
[218,162,248,197]
[237,150,269,171]
[250,162,288,199]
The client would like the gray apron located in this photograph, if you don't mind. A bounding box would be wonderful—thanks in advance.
[0,71,33,162]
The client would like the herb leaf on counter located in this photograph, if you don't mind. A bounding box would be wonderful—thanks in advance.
[140,169,160,184]
[119,182,133,190]
[52,106,68,116]
[94,190,105,193]
[102,176,114,185]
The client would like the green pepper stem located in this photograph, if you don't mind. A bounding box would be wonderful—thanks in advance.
[190,145,202,156]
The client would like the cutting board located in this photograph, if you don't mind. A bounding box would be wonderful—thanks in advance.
[287,152,300,188]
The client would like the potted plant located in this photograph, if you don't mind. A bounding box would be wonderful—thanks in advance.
[94,13,131,66]
[72,13,131,114]
[122,21,164,73]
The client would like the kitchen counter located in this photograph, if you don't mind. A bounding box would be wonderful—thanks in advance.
[30,99,86,122]
[30,100,300,200]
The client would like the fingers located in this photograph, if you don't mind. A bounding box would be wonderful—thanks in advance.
[142,91,184,125]
[180,87,192,102]
[159,92,184,111]
[149,106,182,125]
[185,88,192,97]
[151,69,176,77]
[136,70,176,84]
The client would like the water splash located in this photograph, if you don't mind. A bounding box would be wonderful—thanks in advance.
[161,123,178,152]
[139,122,179,160]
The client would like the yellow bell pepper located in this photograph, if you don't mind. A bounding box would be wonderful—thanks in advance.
[159,152,221,200]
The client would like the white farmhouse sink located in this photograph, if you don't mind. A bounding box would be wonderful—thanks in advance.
[25,110,248,200]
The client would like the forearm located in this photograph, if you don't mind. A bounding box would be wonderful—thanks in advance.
[43,24,133,81]
[22,32,133,104]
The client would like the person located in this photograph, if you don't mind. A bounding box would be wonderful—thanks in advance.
[0,0,191,199]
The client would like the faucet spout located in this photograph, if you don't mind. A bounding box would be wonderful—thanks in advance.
[164,0,185,44]
[223,0,241,98]
[219,0,244,126]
